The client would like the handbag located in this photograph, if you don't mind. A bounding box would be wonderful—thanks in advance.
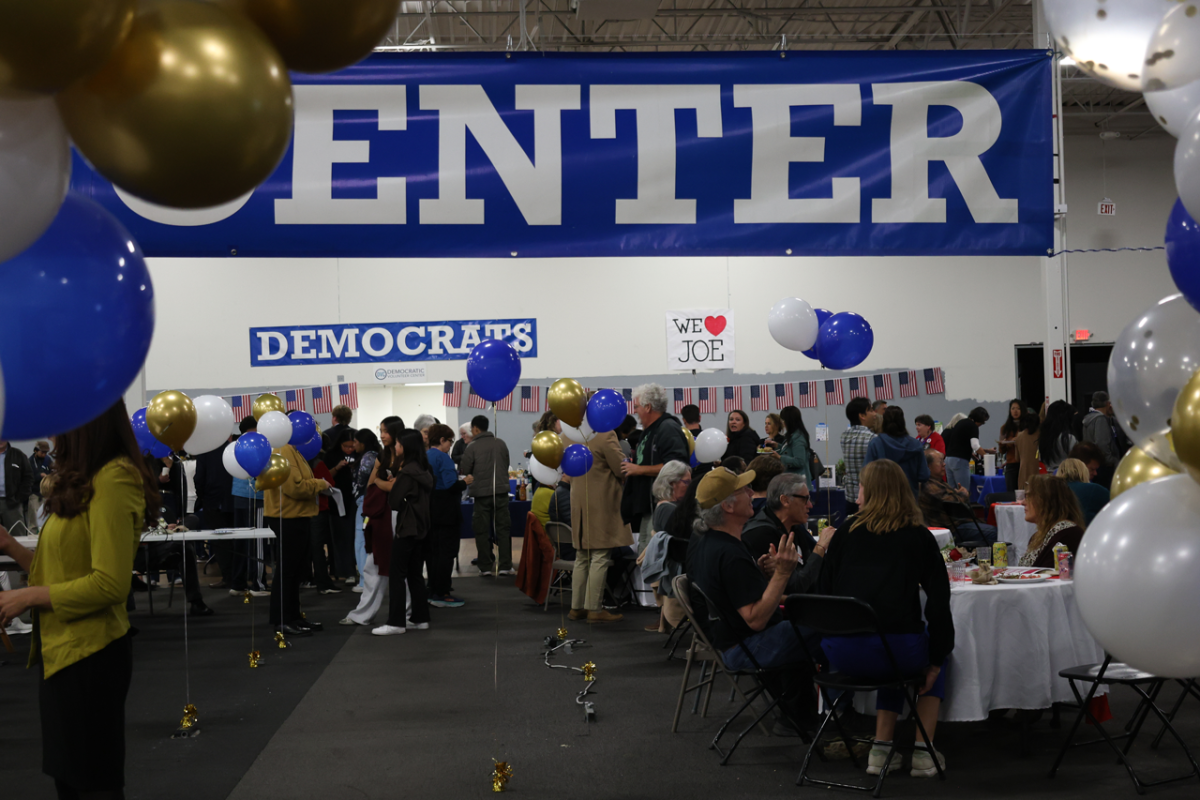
[809,449,824,479]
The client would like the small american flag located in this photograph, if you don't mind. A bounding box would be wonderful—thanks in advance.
[724,386,743,412]
[285,389,306,412]
[673,387,693,414]
[338,382,359,409]
[443,380,462,407]
[873,374,894,401]
[623,388,634,414]
[898,370,919,398]
[847,377,869,400]
[749,384,769,412]
[495,391,513,412]
[230,394,253,422]
[697,387,717,414]
[520,386,540,412]
[774,383,794,409]
[467,386,488,409]
[825,379,845,406]
[924,368,945,395]
[796,381,818,409]
[311,386,332,414]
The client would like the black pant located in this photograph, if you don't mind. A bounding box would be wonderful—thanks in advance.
[309,511,336,590]
[268,516,311,625]
[232,504,265,588]
[330,510,356,580]
[1004,462,1020,492]
[135,543,203,604]
[388,535,430,626]
[426,523,460,597]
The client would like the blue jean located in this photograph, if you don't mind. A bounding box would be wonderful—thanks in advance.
[354,495,367,587]
[945,457,971,491]
[723,622,824,672]
[822,632,946,713]
[964,522,999,545]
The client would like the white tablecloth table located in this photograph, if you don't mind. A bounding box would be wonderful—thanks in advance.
[930,528,952,549]
[853,579,1104,722]
[994,504,1037,562]
[2,529,275,566]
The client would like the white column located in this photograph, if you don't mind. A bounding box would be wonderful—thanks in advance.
[124,369,147,412]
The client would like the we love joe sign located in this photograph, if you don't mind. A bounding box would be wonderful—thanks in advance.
[665,309,736,372]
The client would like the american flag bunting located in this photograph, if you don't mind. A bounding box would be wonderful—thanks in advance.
[796,381,818,409]
[338,382,359,410]
[520,386,540,412]
[311,386,332,414]
[724,386,743,412]
[898,370,919,398]
[443,381,462,407]
[673,387,693,414]
[847,377,869,400]
[774,383,794,409]
[229,394,253,422]
[284,389,306,412]
[495,391,513,412]
[623,388,635,414]
[873,374,894,401]
[824,379,845,406]
[749,384,769,412]
[697,387,718,414]
[924,368,945,395]
[467,386,488,410]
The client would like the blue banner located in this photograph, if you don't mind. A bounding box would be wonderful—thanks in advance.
[249,319,537,367]
[70,51,1052,258]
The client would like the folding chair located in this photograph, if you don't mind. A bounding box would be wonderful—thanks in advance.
[983,491,1016,507]
[671,575,768,735]
[1151,679,1200,749]
[689,582,816,764]
[542,521,575,611]
[1048,655,1200,793]
[784,594,946,797]
[940,500,989,546]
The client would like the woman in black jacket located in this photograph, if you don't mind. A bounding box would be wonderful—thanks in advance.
[722,409,760,464]
[425,423,468,608]
[372,431,433,637]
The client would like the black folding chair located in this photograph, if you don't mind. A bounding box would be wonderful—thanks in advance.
[941,500,989,546]
[689,581,817,765]
[1048,655,1200,793]
[784,594,946,797]
[983,491,1016,507]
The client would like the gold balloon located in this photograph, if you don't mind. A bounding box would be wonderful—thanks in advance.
[220,0,401,74]
[548,379,587,428]
[0,0,135,94]
[255,453,290,491]
[146,390,197,452]
[56,0,294,209]
[252,393,285,420]
[1111,446,1179,500]
[531,431,565,470]
[1171,367,1200,483]
[682,426,695,456]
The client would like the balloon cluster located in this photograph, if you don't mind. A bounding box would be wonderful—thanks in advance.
[527,381,633,483]
[768,298,873,370]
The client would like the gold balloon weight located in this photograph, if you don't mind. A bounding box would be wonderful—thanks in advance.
[491,760,513,793]
[581,661,597,682]
[275,631,288,649]
[248,650,261,668]
[172,703,200,738]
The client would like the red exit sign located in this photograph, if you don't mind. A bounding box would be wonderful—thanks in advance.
[1098,199,1116,216]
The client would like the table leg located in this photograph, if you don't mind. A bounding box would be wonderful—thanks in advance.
[0,627,13,653]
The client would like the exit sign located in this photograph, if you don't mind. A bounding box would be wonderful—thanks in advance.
[1098,198,1116,216]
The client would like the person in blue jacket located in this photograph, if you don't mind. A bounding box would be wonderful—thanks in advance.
[863,407,930,500]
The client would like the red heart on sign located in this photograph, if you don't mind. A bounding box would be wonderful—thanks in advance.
[704,315,726,336]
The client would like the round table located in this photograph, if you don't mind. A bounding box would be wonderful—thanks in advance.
[994,504,1037,563]
[930,528,952,549]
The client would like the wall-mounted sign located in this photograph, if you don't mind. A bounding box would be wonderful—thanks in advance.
[666,309,735,371]
[250,318,537,367]
[69,51,1052,259]
[372,365,428,384]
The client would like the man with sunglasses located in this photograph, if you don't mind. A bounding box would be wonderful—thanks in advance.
[742,473,836,594]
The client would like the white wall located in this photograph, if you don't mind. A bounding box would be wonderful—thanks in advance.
[140,133,1179,412]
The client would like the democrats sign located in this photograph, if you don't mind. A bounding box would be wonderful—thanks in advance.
[250,319,537,367]
[70,51,1052,258]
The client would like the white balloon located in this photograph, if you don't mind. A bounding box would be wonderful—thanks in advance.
[222,440,250,479]
[560,418,593,443]
[1145,77,1200,137]
[0,94,70,263]
[768,297,820,352]
[1176,110,1200,220]
[1108,294,1200,456]
[1043,0,1169,91]
[1143,1,1200,92]
[528,455,562,486]
[184,395,235,455]
[1075,475,1200,677]
[694,428,728,463]
[257,410,293,449]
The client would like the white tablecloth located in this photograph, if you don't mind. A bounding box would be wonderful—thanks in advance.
[2,529,275,565]
[994,504,1037,562]
[854,580,1103,722]
[930,528,952,549]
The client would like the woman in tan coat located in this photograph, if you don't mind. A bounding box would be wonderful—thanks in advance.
[568,430,633,623]
[265,441,330,637]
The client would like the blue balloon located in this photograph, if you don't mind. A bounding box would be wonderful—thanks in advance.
[586,389,627,433]
[295,431,322,461]
[690,452,699,468]
[465,339,522,402]
[288,411,317,445]
[817,312,874,371]
[561,444,594,477]
[0,194,154,439]
[131,408,170,458]
[802,308,833,360]
[1166,199,1200,312]
[234,432,273,477]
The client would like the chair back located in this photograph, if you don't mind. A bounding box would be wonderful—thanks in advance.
[545,521,573,547]
[674,575,724,661]
[783,594,880,637]
[984,491,1016,506]
[184,513,201,531]
[942,499,986,544]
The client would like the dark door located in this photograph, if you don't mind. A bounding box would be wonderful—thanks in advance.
[1070,343,1113,414]
[1016,345,1044,412]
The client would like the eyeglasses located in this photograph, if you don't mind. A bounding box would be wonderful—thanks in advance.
[790,493,813,504]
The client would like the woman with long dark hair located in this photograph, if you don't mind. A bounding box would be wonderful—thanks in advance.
[1039,400,1077,474]
[372,430,433,636]
[351,429,382,592]
[340,425,396,626]
[863,407,931,499]
[722,409,760,463]
[0,400,160,800]
[997,399,1024,492]
[776,405,812,482]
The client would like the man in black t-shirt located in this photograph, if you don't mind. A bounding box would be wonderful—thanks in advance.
[941,407,992,491]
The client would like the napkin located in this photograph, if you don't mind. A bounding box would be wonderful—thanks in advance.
[971,563,998,585]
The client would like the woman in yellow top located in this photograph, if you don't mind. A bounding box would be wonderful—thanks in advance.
[0,400,160,800]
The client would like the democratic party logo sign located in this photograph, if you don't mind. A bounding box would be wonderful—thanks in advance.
[666,309,735,371]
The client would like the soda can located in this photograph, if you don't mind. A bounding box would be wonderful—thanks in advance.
[1052,543,1069,573]
[993,541,1008,569]
[1056,549,1072,578]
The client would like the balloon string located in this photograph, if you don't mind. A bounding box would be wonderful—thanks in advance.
[181,533,190,707]
[493,403,500,694]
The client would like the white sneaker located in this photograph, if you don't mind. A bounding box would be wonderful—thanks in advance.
[498,568,517,576]
[371,625,406,636]
[910,746,945,778]
[4,619,32,635]
[339,617,367,626]
[406,621,430,630]
[352,586,364,593]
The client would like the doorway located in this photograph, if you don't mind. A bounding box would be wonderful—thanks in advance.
[1014,343,1114,413]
